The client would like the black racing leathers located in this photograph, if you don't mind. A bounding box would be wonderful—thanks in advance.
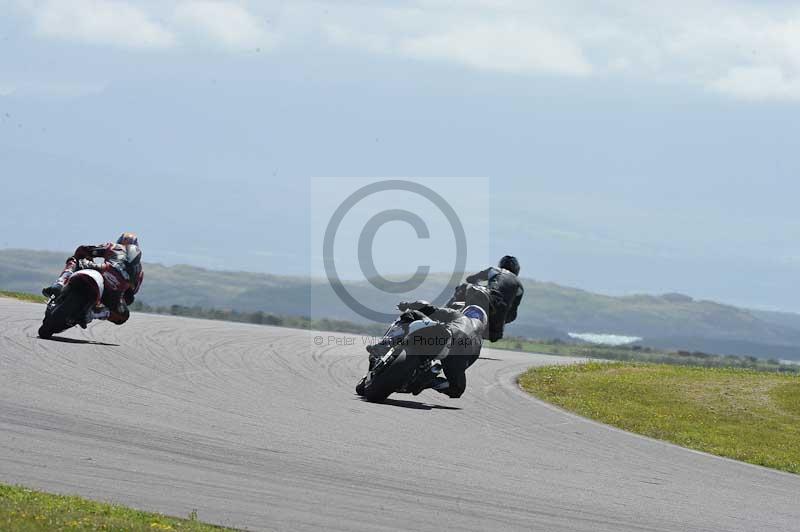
[464,267,524,342]
[405,304,483,398]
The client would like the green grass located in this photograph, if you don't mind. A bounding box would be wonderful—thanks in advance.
[0,484,236,531]
[494,336,799,374]
[519,362,800,474]
[0,290,46,304]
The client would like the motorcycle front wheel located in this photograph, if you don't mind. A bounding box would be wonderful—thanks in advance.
[362,348,420,403]
[38,286,90,339]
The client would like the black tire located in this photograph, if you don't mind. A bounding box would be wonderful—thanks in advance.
[355,377,366,396]
[38,287,89,339]
[363,349,420,403]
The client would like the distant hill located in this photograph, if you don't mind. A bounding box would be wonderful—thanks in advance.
[3,248,800,360]
[750,309,800,335]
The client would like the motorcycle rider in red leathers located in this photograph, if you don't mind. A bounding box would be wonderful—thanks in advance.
[42,232,144,326]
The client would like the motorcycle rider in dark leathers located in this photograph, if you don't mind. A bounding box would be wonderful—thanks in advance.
[42,232,144,326]
[367,303,487,398]
[449,255,524,342]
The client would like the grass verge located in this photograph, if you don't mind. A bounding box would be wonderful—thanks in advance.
[495,337,799,374]
[519,362,800,474]
[0,484,236,531]
[0,290,46,304]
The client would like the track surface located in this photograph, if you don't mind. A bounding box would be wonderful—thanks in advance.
[1,298,798,531]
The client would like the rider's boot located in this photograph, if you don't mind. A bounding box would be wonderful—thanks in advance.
[42,283,63,298]
[81,306,110,328]
[411,362,445,396]
[43,258,78,298]
[418,376,450,396]
[90,306,110,321]
[431,376,450,391]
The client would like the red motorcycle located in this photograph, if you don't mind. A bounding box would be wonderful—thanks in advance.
[38,269,105,339]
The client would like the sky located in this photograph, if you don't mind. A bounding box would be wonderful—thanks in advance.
[1,0,798,312]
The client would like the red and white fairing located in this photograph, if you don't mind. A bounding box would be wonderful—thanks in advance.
[67,269,105,304]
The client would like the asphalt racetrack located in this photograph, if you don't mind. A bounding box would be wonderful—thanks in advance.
[1,298,798,531]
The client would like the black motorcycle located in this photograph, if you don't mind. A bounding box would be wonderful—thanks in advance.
[356,319,452,403]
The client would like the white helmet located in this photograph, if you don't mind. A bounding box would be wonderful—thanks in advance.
[463,305,488,329]
[124,244,143,289]
[125,244,141,265]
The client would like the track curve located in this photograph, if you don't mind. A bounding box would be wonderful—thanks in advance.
[0,298,798,531]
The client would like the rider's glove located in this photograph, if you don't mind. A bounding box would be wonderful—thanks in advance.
[77,258,96,270]
[397,300,436,315]
[73,246,93,260]
[399,309,428,324]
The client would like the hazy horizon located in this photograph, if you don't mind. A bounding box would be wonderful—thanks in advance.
[4,246,798,317]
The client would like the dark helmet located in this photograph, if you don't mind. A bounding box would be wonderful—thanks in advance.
[117,232,139,247]
[498,255,520,275]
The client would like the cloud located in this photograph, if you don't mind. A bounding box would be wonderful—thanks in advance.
[319,2,800,100]
[401,23,592,76]
[13,0,800,101]
[322,6,592,77]
[710,66,800,101]
[32,0,175,48]
[174,1,277,50]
